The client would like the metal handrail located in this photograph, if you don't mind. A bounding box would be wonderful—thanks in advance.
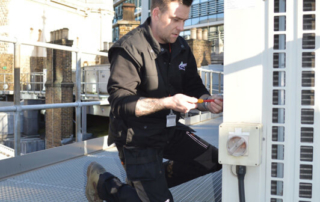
[0,35,109,156]
[0,144,14,157]
[0,72,45,90]
[197,67,224,94]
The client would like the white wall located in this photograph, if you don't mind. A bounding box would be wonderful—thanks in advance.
[222,0,267,202]
[5,0,113,65]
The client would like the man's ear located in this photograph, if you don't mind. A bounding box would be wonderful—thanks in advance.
[152,7,161,20]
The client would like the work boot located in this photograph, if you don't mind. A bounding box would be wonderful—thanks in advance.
[85,162,105,202]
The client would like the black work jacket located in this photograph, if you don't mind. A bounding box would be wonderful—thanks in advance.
[107,17,209,148]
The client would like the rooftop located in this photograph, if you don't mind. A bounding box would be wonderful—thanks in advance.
[0,115,223,202]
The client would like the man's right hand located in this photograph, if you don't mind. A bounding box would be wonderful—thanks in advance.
[135,94,198,117]
[162,94,198,113]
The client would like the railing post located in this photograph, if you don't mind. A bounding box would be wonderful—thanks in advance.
[75,50,82,142]
[14,41,21,156]
[218,72,221,94]
[210,72,213,95]
[97,70,100,96]
[204,72,207,91]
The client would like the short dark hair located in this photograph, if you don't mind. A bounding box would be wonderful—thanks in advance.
[150,0,193,12]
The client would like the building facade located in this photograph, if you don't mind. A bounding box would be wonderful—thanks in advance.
[112,0,224,64]
[0,0,114,147]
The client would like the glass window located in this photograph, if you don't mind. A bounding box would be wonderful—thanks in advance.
[217,13,224,21]
[192,17,200,25]
[209,14,217,22]
[193,0,200,4]
[200,16,208,24]
[185,19,192,26]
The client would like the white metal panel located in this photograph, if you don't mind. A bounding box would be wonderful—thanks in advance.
[266,1,295,202]
[265,0,320,201]
[223,0,267,202]
[312,1,320,201]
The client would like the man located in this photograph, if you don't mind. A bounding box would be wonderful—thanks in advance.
[86,0,223,201]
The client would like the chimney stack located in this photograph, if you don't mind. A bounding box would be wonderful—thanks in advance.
[122,3,136,21]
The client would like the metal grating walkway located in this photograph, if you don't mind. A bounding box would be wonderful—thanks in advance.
[0,115,222,202]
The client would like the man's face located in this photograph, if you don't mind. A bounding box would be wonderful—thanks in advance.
[153,2,190,44]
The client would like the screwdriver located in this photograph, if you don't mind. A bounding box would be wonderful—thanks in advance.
[197,99,216,103]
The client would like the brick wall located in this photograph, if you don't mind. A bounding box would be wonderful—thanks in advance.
[45,31,74,148]
[0,54,13,91]
[119,23,140,39]
[0,0,10,54]
[187,39,213,67]
[0,0,12,91]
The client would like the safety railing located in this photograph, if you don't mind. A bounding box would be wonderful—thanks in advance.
[0,36,109,157]
[81,68,109,99]
[0,143,14,157]
[197,67,224,95]
[0,72,45,93]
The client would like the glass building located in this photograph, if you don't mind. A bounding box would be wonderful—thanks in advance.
[112,0,224,61]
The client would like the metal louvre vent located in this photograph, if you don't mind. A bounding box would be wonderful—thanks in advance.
[274,16,286,31]
[272,126,285,142]
[272,145,285,160]
[271,162,284,178]
[270,0,318,201]
[273,71,286,87]
[301,109,314,124]
[272,108,285,123]
[300,146,313,162]
[302,33,316,49]
[302,52,315,68]
[303,14,316,30]
[299,183,312,198]
[273,53,286,68]
[273,90,285,105]
[302,71,315,87]
[270,2,287,200]
[301,90,314,105]
[300,164,313,180]
[271,199,283,202]
[271,180,284,196]
[274,34,286,49]
[300,127,313,143]
[299,1,316,200]
[274,0,286,13]
[303,0,316,11]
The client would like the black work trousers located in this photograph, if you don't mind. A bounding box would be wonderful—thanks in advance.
[97,130,221,202]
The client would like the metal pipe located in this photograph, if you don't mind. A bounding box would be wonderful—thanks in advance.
[14,40,21,157]
[0,100,108,112]
[75,51,82,142]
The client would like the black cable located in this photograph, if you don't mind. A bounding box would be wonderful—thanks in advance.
[236,165,246,202]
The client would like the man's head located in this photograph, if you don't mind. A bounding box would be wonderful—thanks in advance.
[150,0,193,12]
[150,0,193,44]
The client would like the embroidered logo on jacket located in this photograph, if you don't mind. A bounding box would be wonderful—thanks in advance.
[178,62,187,71]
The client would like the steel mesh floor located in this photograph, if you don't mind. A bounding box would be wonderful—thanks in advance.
[0,115,222,202]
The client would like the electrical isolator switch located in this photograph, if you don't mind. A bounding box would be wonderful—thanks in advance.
[219,123,262,166]
[227,129,249,156]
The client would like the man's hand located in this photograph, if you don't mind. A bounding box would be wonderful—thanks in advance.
[163,94,198,113]
[135,94,198,117]
[197,94,223,114]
